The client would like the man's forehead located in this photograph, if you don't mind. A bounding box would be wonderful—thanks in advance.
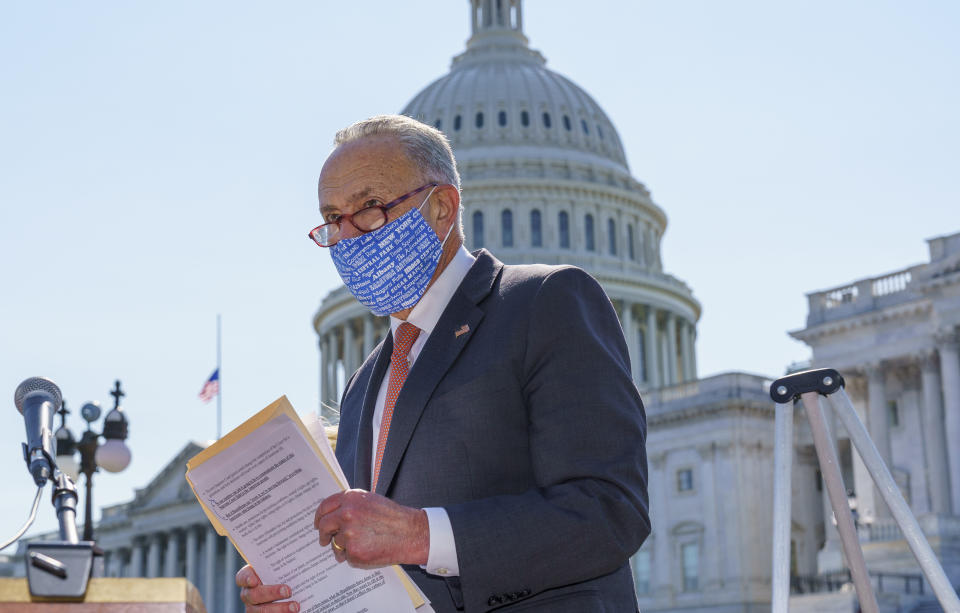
[318,137,415,205]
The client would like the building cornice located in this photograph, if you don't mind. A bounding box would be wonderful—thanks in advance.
[790,299,931,344]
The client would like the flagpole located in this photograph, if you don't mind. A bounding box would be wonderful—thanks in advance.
[217,313,222,439]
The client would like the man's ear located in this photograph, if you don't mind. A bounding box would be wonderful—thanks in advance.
[432,184,460,227]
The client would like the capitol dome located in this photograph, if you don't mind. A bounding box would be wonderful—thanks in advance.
[403,20,630,171]
[315,0,701,419]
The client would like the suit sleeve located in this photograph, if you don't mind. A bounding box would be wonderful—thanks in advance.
[444,266,650,610]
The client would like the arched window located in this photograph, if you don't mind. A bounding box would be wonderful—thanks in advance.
[520,110,530,127]
[472,211,484,249]
[585,214,595,252]
[563,115,572,131]
[454,115,462,131]
[581,118,589,134]
[501,209,514,247]
[498,110,507,126]
[475,112,484,128]
[434,119,442,131]
[628,224,635,260]
[542,112,552,128]
[530,209,542,247]
[558,211,570,248]
[598,124,605,140]
[608,218,617,255]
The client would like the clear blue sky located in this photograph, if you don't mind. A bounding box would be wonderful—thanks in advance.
[1,1,957,541]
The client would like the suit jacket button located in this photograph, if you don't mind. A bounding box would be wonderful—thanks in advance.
[488,595,502,606]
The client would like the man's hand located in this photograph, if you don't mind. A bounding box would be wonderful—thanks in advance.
[314,489,429,567]
[236,565,299,613]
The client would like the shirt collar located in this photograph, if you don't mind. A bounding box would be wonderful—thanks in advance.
[390,245,476,337]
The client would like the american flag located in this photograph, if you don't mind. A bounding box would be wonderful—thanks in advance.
[199,369,219,403]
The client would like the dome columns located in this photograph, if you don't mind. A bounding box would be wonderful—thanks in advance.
[319,312,389,423]
[616,300,699,390]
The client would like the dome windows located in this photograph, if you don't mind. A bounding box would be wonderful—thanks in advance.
[475,112,484,128]
[434,119,442,131]
[542,112,552,128]
[530,209,542,247]
[581,119,589,134]
[472,211,484,249]
[608,218,617,255]
[598,124,604,140]
[454,115,462,131]
[585,214,595,252]
[501,209,514,247]
[558,211,570,248]
[498,110,507,126]
[520,110,530,127]
[563,115,572,131]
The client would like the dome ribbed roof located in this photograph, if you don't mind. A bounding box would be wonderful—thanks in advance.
[402,4,629,172]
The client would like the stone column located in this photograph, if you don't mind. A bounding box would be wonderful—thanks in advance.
[363,315,374,356]
[185,525,199,588]
[697,444,720,589]
[689,324,698,380]
[319,335,328,411]
[937,335,960,513]
[679,321,692,382]
[645,307,659,388]
[163,530,180,577]
[103,549,117,577]
[224,539,239,613]
[204,526,217,608]
[330,330,341,400]
[130,540,144,577]
[619,301,640,385]
[649,452,671,597]
[866,364,892,518]
[920,353,951,514]
[666,312,678,385]
[146,534,162,578]
[343,320,355,377]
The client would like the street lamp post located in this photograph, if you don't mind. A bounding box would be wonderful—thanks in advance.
[54,380,132,542]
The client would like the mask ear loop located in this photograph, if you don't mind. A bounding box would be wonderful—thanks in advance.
[417,185,457,248]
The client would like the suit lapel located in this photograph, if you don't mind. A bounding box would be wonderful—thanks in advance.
[354,335,392,491]
[374,250,502,495]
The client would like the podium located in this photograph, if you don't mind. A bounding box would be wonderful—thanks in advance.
[0,577,206,612]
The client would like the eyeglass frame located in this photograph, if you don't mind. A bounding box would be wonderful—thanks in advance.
[308,182,447,247]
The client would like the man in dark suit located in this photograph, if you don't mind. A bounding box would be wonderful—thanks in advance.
[238,115,649,612]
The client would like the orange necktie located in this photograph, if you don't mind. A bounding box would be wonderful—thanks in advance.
[372,322,421,491]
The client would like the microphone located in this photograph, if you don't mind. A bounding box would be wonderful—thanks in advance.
[14,377,63,486]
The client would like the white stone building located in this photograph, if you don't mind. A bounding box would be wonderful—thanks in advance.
[788,231,960,612]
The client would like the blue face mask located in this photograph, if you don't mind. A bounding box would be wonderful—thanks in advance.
[330,187,453,316]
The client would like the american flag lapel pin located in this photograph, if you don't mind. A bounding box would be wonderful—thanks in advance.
[455,324,470,338]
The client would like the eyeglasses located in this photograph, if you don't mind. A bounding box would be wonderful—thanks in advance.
[309,183,441,247]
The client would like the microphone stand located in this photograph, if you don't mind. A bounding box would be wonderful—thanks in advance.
[24,453,103,600]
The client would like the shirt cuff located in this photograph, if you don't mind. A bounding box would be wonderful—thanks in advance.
[421,507,460,577]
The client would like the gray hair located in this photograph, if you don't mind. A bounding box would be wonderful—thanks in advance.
[333,114,461,192]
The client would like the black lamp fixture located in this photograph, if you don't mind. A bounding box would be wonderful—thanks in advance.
[54,380,132,542]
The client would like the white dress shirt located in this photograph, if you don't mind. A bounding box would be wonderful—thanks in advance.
[371,245,475,577]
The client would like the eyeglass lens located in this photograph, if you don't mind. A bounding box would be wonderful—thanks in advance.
[319,207,389,246]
